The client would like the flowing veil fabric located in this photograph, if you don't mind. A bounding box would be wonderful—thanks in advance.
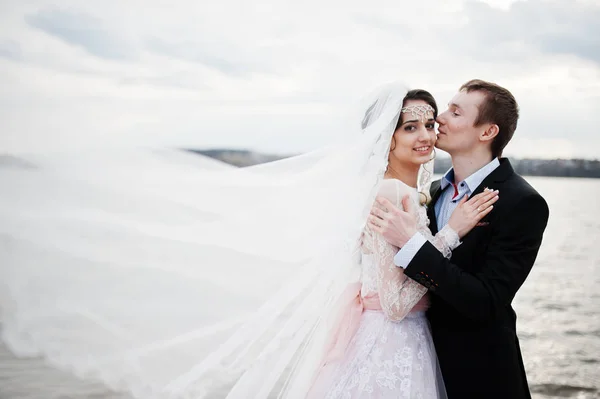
[0,83,434,398]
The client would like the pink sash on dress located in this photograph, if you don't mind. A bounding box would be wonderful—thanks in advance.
[307,280,429,397]
[305,282,381,398]
[321,282,381,365]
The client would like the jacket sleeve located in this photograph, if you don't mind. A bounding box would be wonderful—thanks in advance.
[404,194,549,322]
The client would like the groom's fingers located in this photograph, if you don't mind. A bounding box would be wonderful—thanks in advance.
[368,217,383,233]
[375,196,395,212]
[401,194,412,213]
[370,206,386,220]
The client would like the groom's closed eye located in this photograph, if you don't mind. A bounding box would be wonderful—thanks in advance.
[448,102,462,116]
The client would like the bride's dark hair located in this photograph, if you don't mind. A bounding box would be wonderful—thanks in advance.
[395,89,438,130]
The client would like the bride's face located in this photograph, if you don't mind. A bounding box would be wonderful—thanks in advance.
[389,99,436,167]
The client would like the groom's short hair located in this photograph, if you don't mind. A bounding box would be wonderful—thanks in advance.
[460,79,519,158]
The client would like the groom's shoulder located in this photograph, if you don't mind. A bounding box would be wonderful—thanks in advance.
[498,158,541,196]
[504,169,549,216]
[507,169,542,198]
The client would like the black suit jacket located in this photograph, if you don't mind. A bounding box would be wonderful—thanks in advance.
[404,158,549,399]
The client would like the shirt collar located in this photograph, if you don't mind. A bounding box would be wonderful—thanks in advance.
[440,169,455,190]
[440,158,501,192]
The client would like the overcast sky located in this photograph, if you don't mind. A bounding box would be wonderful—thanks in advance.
[1,0,598,159]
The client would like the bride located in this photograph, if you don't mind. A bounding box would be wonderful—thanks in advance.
[304,89,495,399]
[0,83,495,398]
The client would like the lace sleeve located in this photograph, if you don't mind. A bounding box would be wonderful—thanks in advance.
[417,209,461,259]
[367,179,427,322]
[370,230,427,322]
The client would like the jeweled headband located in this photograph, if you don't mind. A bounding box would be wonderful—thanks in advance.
[400,104,435,122]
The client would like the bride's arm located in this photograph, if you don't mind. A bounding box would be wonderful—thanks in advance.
[368,180,426,322]
[369,227,427,322]
[394,188,499,266]
[419,223,461,259]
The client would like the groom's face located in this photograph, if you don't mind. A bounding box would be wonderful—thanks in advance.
[435,90,487,155]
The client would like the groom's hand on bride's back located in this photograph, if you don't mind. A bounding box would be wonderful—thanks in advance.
[368,195,417,248]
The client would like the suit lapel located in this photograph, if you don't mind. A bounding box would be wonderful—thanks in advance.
[428,159,514,235]
[469,158,514,198]
[450,159,515,262]
[460,158,515,228]
[428,179,442,235]
[426,159,514,236]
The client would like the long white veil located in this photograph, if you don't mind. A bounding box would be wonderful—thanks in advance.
[0,83,432,398]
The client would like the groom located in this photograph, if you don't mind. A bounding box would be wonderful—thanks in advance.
[371,79,549,398]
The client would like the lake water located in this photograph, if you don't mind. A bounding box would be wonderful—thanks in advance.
[0,175,598,399]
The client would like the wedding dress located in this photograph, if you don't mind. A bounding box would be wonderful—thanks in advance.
[306,178,458,399]
[0,83,447,398]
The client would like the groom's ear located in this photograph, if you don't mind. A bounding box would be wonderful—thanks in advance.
[480,124,499,143]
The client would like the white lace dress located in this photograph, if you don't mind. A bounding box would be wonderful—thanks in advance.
[308,179,460,399]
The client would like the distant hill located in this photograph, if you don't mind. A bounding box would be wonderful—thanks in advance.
[0,155,37,170]
[186,149,289,167]
[433,157,600,178]
[189,149,600,178]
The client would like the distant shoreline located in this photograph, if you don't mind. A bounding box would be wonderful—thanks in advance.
[188,149,600,179]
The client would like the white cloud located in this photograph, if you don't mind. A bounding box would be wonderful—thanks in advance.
[0,0,598,158]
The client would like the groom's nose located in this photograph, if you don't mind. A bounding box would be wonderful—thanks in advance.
[436,112,448,126]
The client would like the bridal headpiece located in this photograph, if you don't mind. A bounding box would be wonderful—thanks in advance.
[400,104,435,122]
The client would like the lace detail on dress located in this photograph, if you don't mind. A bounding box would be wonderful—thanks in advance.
[322,312,440,399]
[417,206,461,259]
[360,179,461,321]
[360,179,428,322]
[369,231,427,321]
[360,254,378,295]
[310,179,449,399]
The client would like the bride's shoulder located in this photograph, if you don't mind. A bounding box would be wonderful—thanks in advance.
[379,178,415,191]
[378,178,415,202]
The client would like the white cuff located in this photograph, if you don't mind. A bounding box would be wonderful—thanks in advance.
[394,232,427,269]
